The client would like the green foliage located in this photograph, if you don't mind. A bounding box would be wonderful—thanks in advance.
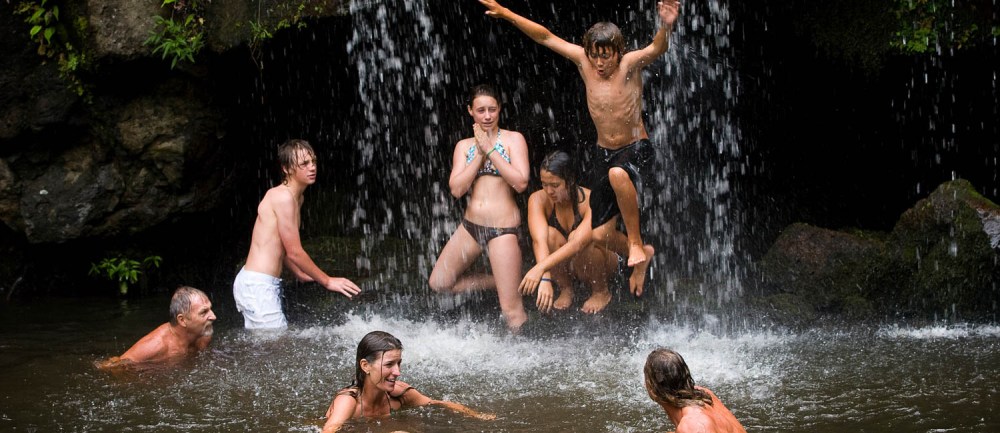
[14,0,91,98]
[145,0,205,69]
[19,0,59,55]
[247,1,323,69]
[89,255,162,295]
[891,0,995,54]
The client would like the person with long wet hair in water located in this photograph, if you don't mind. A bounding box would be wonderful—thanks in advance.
[428,84,530,332]
[519,151,617,314]
[644,348,748,433]
[321,331,494,433]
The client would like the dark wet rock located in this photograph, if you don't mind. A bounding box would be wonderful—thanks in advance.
[759,180,1000,321]
[886,179,1000,318]
[84,0,161,60]
[758,222,889,316]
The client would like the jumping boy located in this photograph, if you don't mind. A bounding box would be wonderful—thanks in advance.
[479,0,681,296]
[233,139,361,329]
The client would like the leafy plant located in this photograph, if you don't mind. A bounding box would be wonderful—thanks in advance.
[89,255,162,295]
[891,0,996,54]
[145,0,205,69]
[14,0,91,97]
[18,0,59,56]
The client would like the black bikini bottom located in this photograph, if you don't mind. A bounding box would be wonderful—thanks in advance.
[462,218,519,248]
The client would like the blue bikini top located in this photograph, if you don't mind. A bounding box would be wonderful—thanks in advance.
[466,131,511,176]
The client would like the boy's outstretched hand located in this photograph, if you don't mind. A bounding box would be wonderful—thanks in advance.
[478,0,507,18]
[658,0,681,27]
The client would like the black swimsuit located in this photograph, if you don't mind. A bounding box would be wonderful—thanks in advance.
[547,204,583,239]
[463,218,519,248]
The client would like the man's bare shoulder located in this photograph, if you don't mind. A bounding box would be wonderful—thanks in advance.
[98,323,171,370]
[125,323,172,359]
[675,406,716,433]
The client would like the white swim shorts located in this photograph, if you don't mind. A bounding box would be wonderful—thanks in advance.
[233,267,287,329]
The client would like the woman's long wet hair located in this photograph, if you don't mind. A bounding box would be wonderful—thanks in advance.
[644,348,713,408]
[351,331,403,392]
[540,151,584,207]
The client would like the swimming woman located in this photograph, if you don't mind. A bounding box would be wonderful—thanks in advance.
[428,84,530,331]
[321,331,495,433]
[519,151,617,314]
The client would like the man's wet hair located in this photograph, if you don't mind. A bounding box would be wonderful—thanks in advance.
[582,22,625,58]
[169,286,208,325]
[277,138,316,180]
[644,348,714,408]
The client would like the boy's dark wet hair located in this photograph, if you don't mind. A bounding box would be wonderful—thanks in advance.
[351,331,403,391]
[468,83,501,107]
[644,348,713,408]
[540,151,584,207]
[582,22,625,58]
[277,138,316,180]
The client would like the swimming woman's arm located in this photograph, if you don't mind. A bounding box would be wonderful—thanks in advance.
[396,382,496,421]
[427,400,497,420]
[321,393,357,433]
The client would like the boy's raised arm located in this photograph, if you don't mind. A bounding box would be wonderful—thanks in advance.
[628,0,682,70]
[478,0,585,63]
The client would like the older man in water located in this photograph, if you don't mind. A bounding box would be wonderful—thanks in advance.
[98,286,216,369]
[644,348,748,433]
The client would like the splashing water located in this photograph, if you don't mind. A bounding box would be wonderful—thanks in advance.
[346,0,747,316]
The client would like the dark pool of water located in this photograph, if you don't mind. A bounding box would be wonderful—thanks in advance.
[1,294,997,432]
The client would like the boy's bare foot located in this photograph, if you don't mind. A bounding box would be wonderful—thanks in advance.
[627,242,648,267]
[629,245,655,296]
[581,289,612,314]
[553,287,574,310]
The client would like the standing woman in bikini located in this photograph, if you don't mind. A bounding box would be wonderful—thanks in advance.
[519,151,617,314]
[428,84,530,332]
[321,331,494,433]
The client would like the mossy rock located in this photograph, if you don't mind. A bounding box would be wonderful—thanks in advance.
[758,222,892,313]
[888,179,1000,318]
[752,293,818,326]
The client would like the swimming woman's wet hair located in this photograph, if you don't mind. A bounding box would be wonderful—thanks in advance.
[582,22,625,58]
[644,348,713,408]
[168,286,207,326]
[352,331,403,391]
[540,151,583,207]
[468,84,501,108]
[277,138,316,180]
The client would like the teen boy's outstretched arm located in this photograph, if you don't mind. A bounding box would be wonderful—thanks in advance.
[478,0,586,64]
[626,1,682,70]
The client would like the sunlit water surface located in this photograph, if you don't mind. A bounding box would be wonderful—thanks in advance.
[1,295,997,432]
